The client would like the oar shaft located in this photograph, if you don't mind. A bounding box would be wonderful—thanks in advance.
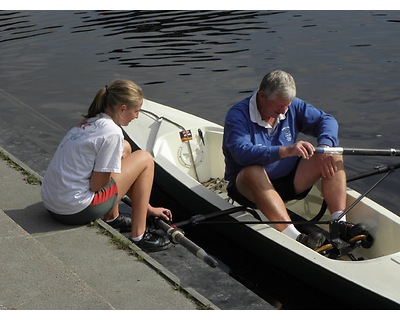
[155,218,218,268]
[171,231,218,268]
[173,205,247,228]
[121,196,218,268]
[347,162,400,182]
[315,147,400,156]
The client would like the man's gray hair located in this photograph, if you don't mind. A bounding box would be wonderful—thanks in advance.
[259,70,296,101]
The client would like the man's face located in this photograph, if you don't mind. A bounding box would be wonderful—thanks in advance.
[258,91,291,120]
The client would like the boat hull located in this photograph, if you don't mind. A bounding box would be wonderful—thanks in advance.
[123,99,400,309]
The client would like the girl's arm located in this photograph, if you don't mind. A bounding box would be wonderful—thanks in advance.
[89,171,112,192]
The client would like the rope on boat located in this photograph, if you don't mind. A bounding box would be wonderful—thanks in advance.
[201,177,228,194]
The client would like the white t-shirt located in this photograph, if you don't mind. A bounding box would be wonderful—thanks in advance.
[41,113,124,215]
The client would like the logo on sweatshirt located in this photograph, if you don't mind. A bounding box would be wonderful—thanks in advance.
[282,126,292,142]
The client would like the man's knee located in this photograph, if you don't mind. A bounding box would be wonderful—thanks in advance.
[238,165,267,181]
[236,165,273,197]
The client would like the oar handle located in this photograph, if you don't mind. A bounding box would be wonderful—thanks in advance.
[315,147,400,156]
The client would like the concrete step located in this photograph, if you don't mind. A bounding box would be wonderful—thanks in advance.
[0,137,274,310]
[0,152,202,310]
[0,210,113,310]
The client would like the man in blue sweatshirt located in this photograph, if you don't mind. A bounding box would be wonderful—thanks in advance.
[223,70,361,250]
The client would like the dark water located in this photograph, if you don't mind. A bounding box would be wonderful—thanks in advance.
[1,10,400,309]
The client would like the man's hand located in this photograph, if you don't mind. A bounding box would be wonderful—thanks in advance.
[316,153,338,178]
[280,141,315,159]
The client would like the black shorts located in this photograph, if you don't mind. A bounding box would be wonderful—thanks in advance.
[227,158,312,208]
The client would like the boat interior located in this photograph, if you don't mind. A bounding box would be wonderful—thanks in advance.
[124,104,400,263]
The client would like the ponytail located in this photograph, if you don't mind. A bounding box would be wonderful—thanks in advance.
[83,80,143,119]
[83,87,108,119]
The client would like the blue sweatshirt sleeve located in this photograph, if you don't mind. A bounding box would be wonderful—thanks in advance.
[223,101,281,171]
[292,98,339,147]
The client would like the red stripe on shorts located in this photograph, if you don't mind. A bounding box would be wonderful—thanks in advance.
[90,180,118,206]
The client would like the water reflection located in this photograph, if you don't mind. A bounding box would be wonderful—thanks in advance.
[71,10,280,68]
[0,11,63,43]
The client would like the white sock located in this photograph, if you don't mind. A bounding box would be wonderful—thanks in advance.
[282,224,301,239]
[105,214,119,223]
[130,233,144,242]
[331,210,346,222]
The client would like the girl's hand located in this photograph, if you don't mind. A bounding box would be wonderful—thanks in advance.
[148,205,172,222]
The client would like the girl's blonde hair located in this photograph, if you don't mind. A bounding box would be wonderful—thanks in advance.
[83,79,143,119]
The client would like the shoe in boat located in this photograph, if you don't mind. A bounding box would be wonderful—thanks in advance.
[297,232,326,250]
[129,231,171,252]
[338,221,373,248]
[105,214,131,232]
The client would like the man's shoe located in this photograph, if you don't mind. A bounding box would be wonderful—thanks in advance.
[338,221,373,248]
[297,232,326,250]
[105,214,131,232]
[129,231,172,252]
[338,221,368,241]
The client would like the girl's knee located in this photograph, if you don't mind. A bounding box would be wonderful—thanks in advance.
[136,149,153,161]
[122,140,132,159]
[127,150,154,169]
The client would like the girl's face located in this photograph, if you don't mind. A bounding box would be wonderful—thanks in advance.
[118,98,143,126]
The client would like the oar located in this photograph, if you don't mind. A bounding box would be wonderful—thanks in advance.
[121,196,218,268]
[173,205,254,228]
[315,147,400,156]
[154,218,218,268]
[312,161,400,221]
[347,162,400,182]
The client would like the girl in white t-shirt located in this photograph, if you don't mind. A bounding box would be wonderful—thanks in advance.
[41,80,172,252]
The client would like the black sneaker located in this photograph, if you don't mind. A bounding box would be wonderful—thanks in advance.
[297,232,326,250]
[129,231,171,252]
[338,221,373,248]
[338,221,368,241]
[105,214,131,232]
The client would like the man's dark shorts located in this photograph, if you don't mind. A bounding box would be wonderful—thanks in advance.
[227,158,312,208]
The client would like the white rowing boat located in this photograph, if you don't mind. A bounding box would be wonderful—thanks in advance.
[123,99,400,309]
